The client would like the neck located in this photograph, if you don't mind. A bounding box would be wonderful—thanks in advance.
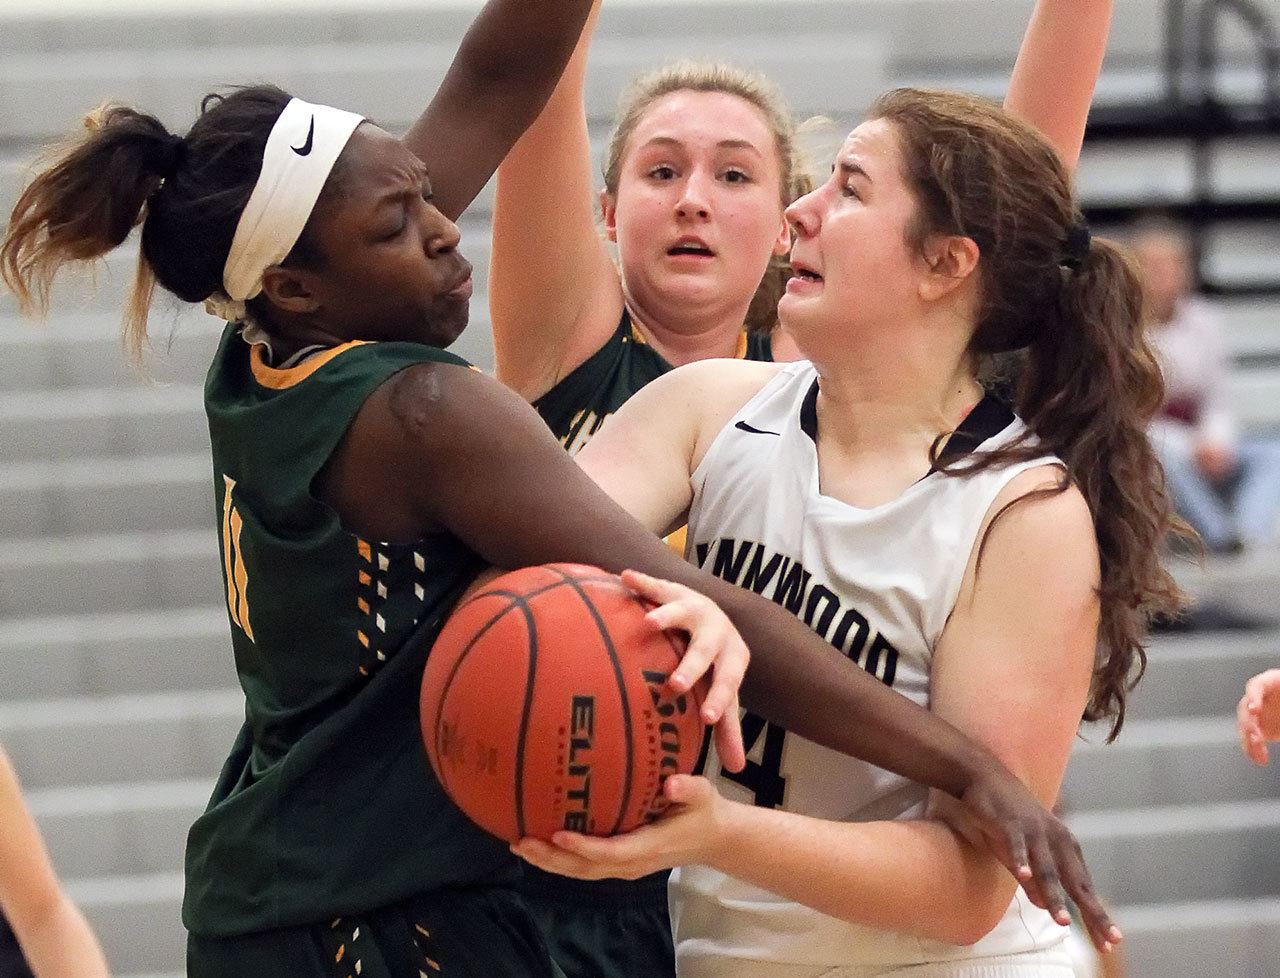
[801,316,981,457]
[256,311,346,363]
[623,289,750,367]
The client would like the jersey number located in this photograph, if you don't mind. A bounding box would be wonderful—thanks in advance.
[221,475,255,641]
[721,712,788,809]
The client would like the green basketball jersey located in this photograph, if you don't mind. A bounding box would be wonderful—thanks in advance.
[185,326,516,937]
[533,311,772,455]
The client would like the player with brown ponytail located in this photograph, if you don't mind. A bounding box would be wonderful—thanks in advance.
[515,88,1182,976]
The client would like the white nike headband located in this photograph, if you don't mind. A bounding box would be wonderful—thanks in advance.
[205,98,364,322]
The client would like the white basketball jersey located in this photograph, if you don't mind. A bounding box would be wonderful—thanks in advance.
[671,361,1069,976]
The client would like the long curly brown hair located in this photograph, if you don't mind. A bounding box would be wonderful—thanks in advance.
[870,88,1190,740]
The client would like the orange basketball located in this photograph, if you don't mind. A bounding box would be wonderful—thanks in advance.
[421,563,707,843]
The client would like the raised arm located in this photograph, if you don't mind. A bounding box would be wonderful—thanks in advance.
[322,360,1114,940]
[0,751,110,978]
[1004,0,1113,170]
[516,469,1109,950]
[402,0,595,221]
[488,0,626,400]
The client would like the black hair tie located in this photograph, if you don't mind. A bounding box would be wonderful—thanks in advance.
[150,133,187,180]
[1061,221,1092,272]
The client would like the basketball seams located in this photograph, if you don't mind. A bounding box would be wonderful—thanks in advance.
[509,597,539,840]
[424,563,704,843]
[429,591,529,839]
[545,566,637,836]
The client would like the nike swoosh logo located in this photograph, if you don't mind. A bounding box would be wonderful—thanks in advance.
[734,421,780,436]
[291,116,315,156]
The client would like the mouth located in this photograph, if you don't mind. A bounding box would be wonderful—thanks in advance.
[787,259,823,288]
[667,237,716,259]
[443,261,474,301]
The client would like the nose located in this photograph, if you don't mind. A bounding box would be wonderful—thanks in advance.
[785,190,820,239]
[425,211,462,259]
[675,171,712,220]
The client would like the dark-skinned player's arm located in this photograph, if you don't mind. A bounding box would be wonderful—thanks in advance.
[320,359,1115,949]
[402,0,594,221]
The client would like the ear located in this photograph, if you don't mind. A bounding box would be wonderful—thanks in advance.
[918,233,980,303]
[600,189,618,243]
[772,212,791,258]
[259,265,322,315]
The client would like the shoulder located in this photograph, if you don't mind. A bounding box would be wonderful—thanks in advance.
[632,358,785,461]
[978,465,1099,597]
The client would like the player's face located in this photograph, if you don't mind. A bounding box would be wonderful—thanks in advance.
[606,91,790,324]
[301,126,473,348]
[778,119,924,351]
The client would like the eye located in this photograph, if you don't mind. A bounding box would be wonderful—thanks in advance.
[841,183,861,199]
[722,168,751,184]
[648,165,677,181]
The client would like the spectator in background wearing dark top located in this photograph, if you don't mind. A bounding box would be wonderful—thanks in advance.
[1134,218,1280,554]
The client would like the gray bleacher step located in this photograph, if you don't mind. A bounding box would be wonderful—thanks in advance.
[1062,716,1280,811]
[0,214,495,316]
[64,872,185,978]
[0,302,499,385]
[28,778,208,880]
[0,312,223,390]
[1133,630,1280,719]
[0,384,207,463]
[0,606,235,701]
[0,689,242,790]
[1069,798,1280,905]
[0,528,222,617]
[1173,551,1280,614]
[1117,897,1280,978]
[0,453,211,539]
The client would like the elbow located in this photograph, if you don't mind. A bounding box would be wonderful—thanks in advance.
[931,897,1010,947]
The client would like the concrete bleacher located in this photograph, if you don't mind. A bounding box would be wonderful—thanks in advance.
[0,1,1278,976]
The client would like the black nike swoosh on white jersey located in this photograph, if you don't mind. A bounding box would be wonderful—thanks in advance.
[734,421,781,436]
[291,117,316,156]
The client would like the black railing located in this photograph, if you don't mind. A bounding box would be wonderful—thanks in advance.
[1087,0,1280,298]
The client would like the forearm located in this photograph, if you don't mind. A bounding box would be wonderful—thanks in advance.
[8,896,109,978]
[438,0,594,100]
[708,803,1011,944]
[491,0,615,394]
[1004,0,1112,170]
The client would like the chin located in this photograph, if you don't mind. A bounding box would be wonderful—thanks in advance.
[419,305,470,349]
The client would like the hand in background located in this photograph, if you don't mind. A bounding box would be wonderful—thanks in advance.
[1238,669,1280,765]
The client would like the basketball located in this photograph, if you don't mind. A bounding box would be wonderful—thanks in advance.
[420,563,708,844]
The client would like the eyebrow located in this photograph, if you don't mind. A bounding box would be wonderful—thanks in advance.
[375,167,430,206]
[834,160,871,181]
[640,135,765,156]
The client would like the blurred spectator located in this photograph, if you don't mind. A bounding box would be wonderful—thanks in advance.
[1134,218,1280,553]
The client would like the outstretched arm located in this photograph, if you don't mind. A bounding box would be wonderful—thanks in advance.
[0,751,110,978]
[516,470,1109,950]
[1004,0,1113,170]
[323,359,1115,943]
[403,0,595,221]
[489,0,625,400]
